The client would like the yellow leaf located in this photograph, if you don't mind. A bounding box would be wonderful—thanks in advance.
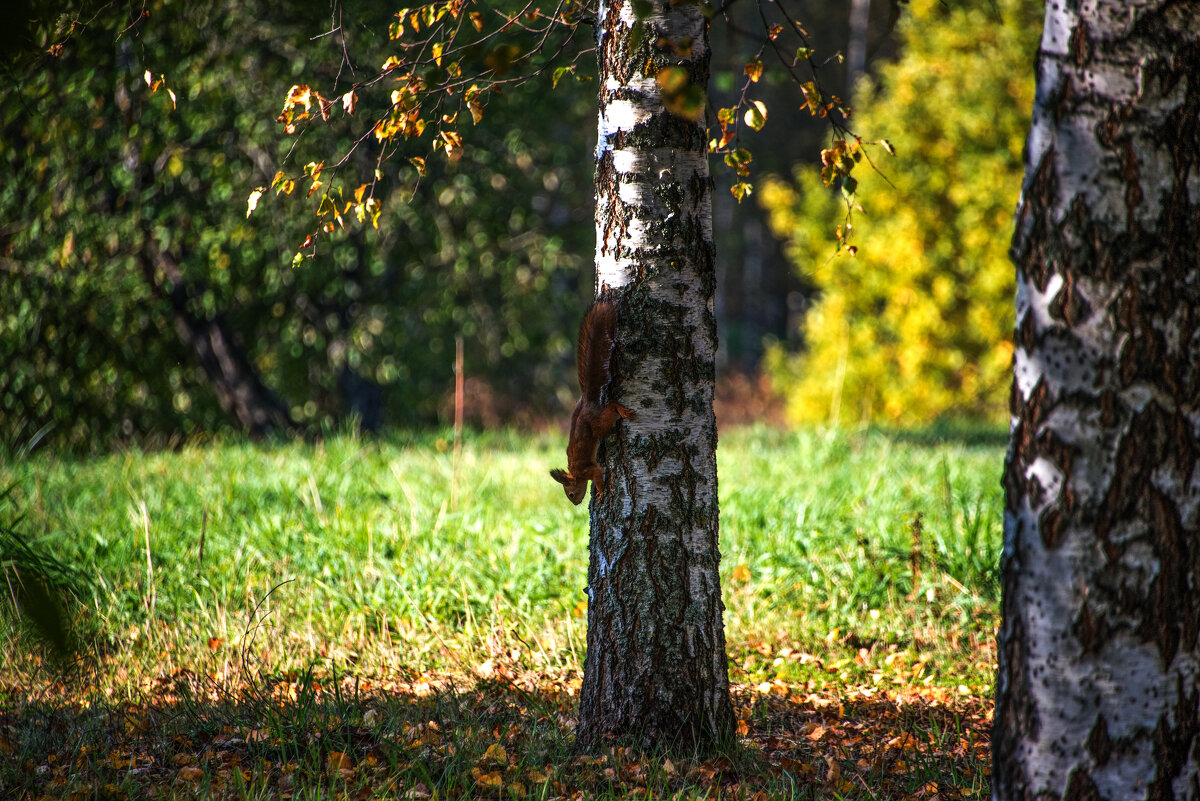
[744,60,763,82]
[246,189,264,218]
[441,130,464,161]
[656,66,688,94]
[471,768,504,788]
[483,743,507,764]
[731,564,751,582]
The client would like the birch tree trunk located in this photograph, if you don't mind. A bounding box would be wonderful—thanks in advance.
[577,0,734,750]
[994,1,1200,798]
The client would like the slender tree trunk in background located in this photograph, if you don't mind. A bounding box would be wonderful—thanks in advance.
[141,243,295,437]
[577,0,733,751]
[993,2,1200,798]
[846,0,870,95]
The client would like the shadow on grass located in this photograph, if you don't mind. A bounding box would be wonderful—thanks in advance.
[1,663,992,800]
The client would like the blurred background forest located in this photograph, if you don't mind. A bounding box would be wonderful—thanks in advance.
[0,0,1039,452]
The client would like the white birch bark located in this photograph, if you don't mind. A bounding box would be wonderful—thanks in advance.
[578,0,733,749]
[994,1,1200,798]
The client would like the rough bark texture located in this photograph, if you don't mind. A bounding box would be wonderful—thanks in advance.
[577,0,734,751]
[994,1,1200,799]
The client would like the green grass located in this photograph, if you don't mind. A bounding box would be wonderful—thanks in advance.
[0,425,1002,799]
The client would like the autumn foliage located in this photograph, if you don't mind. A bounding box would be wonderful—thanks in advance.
[760,0,1041,425]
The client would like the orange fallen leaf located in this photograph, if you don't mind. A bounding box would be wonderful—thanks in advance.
[471,768,504,788]
[482,743,507,764]
[177,766,203,783]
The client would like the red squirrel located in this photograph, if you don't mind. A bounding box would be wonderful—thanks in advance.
[550,298,634,504]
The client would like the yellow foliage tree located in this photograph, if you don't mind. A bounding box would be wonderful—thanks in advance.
[761,0,1041,425]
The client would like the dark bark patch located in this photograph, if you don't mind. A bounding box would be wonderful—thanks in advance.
[1120,140,1143,232]
[1004,379,1048,513]
[1142,489,1197,667]
[1074,601,1105,656]
[992,572,1040,794]
[1064,766,1102,801]
[1148,677,1200,801]
[1095,426,1147,544]
[1013,148,1058,292]
[1039,506,1065,548]
[1085,712,1112,766]
[1047,270,1092,327]
[1069,17,1092,67]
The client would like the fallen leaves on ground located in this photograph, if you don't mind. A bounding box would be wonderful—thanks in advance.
[1,663,991,800]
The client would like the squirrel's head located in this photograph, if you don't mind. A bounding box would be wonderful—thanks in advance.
[549,469,588,505]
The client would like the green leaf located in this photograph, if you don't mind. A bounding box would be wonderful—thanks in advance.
[631,0,653,19]
[552,66,574,88]
[744,100,767,131]
[731,181,753,202]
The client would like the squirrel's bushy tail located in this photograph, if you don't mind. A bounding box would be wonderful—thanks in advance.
[578,299,617,404]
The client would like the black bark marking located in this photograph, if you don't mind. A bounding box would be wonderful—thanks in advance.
[1069,17,1092,68]
[1140,489,1198,668]
[1120,140,1143,232]
[1036,429,1079,549]
[1064,767,1102,801]
[993,571,1041,795]
[1047,270,1092,327]
[1148,678,1200,801]
[1074,601,1104,655]
[1012,147,1058,292]
[1065,767,1099,801]
[1085,712,1112,766]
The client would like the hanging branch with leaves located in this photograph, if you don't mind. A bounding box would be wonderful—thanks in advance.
[252,0,894,258]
